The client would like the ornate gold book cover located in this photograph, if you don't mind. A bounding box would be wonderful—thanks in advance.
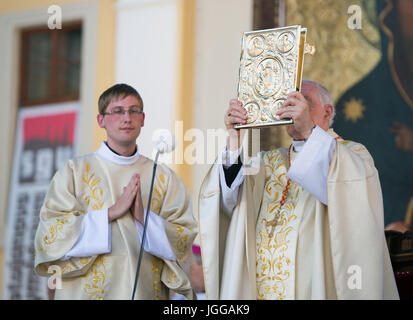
[235,25,313,129]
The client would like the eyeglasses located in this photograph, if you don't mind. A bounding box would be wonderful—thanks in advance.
[102,107,143,118]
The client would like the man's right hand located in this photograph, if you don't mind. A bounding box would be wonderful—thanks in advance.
[225,99,247,151]
[108,173,139,223]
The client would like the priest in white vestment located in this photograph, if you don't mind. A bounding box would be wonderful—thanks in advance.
[198,80,399,300]
[34,84,197,300]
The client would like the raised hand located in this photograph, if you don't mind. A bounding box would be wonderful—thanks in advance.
[225,99,248,151]
[276,91,315,140]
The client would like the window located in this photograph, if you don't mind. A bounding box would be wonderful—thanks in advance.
[19,21,82,107]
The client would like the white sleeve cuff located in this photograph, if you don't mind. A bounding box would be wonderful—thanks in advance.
[287,126,336,205]
[63,208,111,260]
[135,210,176,261]
[219,151,245,215]
[221,147,242,168]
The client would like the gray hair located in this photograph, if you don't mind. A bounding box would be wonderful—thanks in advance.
[302,79,336,127]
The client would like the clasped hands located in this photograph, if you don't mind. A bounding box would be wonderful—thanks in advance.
[224,91,315,147]
[108,173,144,224]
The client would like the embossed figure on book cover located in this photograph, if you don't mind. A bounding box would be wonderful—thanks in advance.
[236,25,313,129]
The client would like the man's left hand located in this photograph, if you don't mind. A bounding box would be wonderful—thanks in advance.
[276,91,315,140]
[131,174,145,224]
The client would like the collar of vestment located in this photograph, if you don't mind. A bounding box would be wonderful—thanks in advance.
[292,127,341,152]
[326,128,341,140]
[95,141,140,166]
[292,140,305,153]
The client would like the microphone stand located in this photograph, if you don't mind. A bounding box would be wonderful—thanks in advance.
[131,150,160,300]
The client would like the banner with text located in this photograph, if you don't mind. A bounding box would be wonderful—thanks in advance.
[2,103,78,299]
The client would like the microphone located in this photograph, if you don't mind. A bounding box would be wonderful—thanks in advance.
[155,129,177,154]
[131,130,176,300]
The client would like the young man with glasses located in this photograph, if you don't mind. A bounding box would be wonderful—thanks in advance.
[34,83,197,300]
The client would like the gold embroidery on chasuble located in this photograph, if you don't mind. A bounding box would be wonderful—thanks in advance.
[61,257,91,276]
[176,226,189,260]
[149,173,168,298]
[256,150,300,300]
[152,257,164,300]
[167,269,177,285]
[151,173,167,214]
[81,163,106,299]
[82,256,106,300]
[41,163,104,252]
[82,163,104,210]
[42,213,73,251]
[61,264,72,274]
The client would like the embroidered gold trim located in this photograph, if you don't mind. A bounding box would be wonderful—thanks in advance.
[82,163,104,210]
[256,149,300,300]
[42,213,72,248]
[82,256,106,300]
[61,257,91,275]
[175,226,189,260]
[152,257,163,300]
[62,264,73,274]
[167,269,177,285]
[151,173,167,213]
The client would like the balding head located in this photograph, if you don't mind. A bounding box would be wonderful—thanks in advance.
[302,79,336,128]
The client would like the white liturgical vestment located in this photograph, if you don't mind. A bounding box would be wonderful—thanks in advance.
[35,142,196,300]
[198,127,399,300]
